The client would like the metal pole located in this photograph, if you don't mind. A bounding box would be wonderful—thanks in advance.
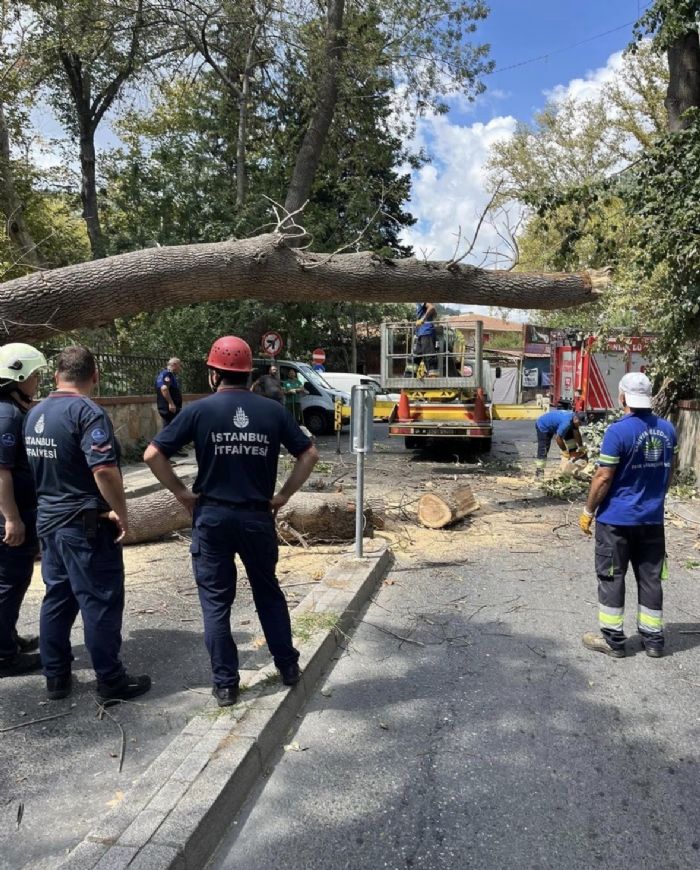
[355,449,364,557]
[475,320,484,390]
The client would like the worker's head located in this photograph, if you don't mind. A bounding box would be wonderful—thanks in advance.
[206,336,252,391]
[619,372,652,410]
[168,357,181,374]
[55,346,98,393]
[0,343,47,400]
[573,411,587,426]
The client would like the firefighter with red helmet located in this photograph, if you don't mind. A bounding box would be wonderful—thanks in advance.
[144,336,319,706]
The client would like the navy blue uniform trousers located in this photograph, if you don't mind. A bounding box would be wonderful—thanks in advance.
[40,518,125,682]
[191,504,298,688]
[0,511,39,659]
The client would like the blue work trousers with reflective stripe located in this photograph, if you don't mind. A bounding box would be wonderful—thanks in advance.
[190,504,298,688]
[40,520,126,681]
[595,521,665,652]
[0,512,39,659]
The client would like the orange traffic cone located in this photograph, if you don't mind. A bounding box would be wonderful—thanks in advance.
[474,388,486,422]
[398,390,411,421]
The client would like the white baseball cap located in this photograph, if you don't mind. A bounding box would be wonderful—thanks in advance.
[619,372,652,409]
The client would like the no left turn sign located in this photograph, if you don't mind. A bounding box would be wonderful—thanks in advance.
[261,331,284,357]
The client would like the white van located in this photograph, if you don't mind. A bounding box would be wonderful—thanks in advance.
[322,373,399,402]
[252,358,349,435]
[322,373,399,420]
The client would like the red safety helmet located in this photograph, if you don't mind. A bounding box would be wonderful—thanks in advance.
[206,336,253,372]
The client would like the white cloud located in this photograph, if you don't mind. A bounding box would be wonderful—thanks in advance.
[545,50,624,105]
[397,47,633,318]
[401,113,517,263]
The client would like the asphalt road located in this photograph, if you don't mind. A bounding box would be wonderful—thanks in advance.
[211,474,700,869]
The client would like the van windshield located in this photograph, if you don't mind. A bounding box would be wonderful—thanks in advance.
[297,363,333,392]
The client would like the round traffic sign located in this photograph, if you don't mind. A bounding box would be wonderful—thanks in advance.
[312,348,326,364]
[261,331,283,357]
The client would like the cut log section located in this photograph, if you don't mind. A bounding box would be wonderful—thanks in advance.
[277,492,373,545]
[123,485,372,546]
[124,487,192,546]
[417,484,479,530]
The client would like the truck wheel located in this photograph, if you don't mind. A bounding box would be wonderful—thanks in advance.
[404,436,420,449]
[304,409,328,436]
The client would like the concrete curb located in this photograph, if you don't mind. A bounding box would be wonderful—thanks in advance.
[59,544,393,870]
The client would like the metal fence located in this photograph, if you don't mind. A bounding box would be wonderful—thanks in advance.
[38,349,210,397]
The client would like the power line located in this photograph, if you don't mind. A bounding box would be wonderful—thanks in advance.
[487,12,650,77]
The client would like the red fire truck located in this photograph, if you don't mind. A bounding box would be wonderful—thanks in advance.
[550,333,652,415]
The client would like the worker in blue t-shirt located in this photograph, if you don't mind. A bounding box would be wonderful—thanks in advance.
[24,346,151,703]
[0,343,47,677]
[579,373,677,658]
[144,336,319,708]
[404,302,438,377]
[534,408,587,477]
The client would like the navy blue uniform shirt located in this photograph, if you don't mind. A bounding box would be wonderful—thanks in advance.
[151,388,312,505]
[24,392,121,537]
[155,369,182,413]
[0,396,36,516]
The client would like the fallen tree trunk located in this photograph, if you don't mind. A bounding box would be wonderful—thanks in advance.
[124,487,192,545]
[0,231,609,342]
[123,486,371,546]
[277,492,372,545]
[418,484,479,530]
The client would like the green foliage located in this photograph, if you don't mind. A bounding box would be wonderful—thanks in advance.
[483,333,522,350]
[669,466,698,500]
[633,1,700,51]
[622,113,700,382]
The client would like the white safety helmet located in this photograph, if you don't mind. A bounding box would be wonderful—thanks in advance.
[0,343,48,386]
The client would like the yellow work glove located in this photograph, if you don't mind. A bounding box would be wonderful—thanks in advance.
[415,319,424,326]
[579,508,594,536]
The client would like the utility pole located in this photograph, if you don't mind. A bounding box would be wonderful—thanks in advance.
[351,303,357,373]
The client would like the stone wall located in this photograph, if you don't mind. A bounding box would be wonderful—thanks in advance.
[96,395,207,453]
[675,400,700,478]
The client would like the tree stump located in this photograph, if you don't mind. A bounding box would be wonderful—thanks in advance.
[417,484,479,529]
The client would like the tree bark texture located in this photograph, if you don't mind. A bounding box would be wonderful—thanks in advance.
[283,0,345,217]
[417,484,479,529]
[0,232,606,343]
[79,130,107,260]
[665,30,700,131]
[124,486,191,545]
[0,102,42,269]
[123,486,369,546]
[276,492,372,544]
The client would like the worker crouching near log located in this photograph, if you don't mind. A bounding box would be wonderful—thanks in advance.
[144,336,319,707]
[534,408,587,478]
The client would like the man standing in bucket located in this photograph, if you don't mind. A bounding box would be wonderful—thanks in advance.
[579,373,677,658]
[144,336,319,706]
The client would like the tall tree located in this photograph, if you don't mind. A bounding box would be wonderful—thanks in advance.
[28,0,166,258]
[634,0,700,130]
[0,2,42,269]
[285,0,492,216]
